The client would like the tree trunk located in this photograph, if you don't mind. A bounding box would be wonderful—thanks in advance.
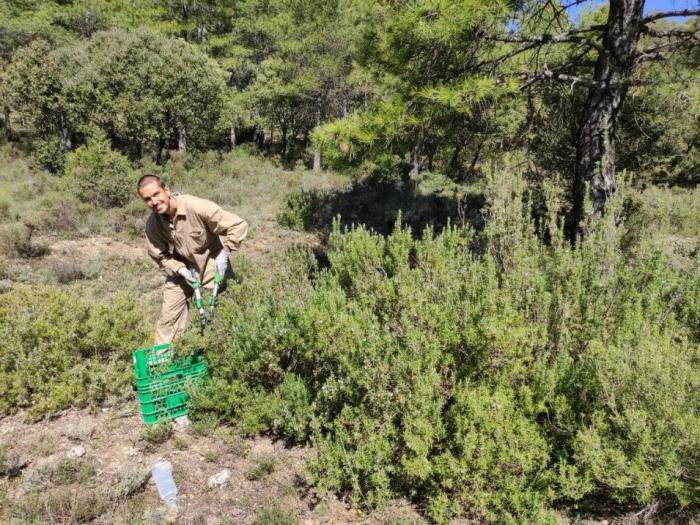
[570,0,644,237]
[177,121,187,153]
[3,105,11,140]
[281,125,288,157]
[313,147,322,172]
[313,98,322,172]
[254,128,264,150]
[409,142,421,179]
[230,125,236,151]
[60,127,72,150]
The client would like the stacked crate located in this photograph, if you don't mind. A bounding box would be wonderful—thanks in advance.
[132,343,209,424]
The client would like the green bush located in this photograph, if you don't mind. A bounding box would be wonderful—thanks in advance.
[32,140,66,174]
[0,284,149,417]
[272,374,312,443]
[276,189,324,230]
[245,454,276,481]
[142,421,173,446]
[0,445,25,478]
[0,223,49,258]
[254,504,299,525]
[196,171,699,522]
[63,131,135,208]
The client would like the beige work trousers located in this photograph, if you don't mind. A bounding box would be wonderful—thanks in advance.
[154,258,218,345]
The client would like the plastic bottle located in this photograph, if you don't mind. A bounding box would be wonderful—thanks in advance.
[151,460,177,510]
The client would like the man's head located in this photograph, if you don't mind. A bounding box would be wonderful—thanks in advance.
[137,175,176,217]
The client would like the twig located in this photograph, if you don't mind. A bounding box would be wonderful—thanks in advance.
[641,9,700,24]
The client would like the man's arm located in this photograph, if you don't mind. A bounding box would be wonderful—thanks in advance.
[197,199,248,252]
[145,216,187,276]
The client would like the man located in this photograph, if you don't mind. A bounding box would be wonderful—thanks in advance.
[137,174,248,344]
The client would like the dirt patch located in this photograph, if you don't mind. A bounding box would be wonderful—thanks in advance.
[48,235,146,261]
[0,407,425,524]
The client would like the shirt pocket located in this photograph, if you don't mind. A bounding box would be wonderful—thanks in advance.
[188,229,208,252]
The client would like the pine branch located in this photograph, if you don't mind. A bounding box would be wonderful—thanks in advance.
[517,70,599,89]
[634,51,666,65]
[514,70,653,90]
[641,9,700,24]
[493,32,605,54]
[635,35,700,62]
[641,26,700,41]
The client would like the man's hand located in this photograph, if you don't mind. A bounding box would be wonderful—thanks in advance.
[177,267,197,287]
[214,250,229,278]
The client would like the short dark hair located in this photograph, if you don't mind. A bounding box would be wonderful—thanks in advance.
[136,174,166,192]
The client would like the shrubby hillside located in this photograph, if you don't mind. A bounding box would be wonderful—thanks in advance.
[0,0,698,523]
[191,173,699,523]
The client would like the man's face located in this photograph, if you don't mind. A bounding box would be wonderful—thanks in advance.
[138,181,173,215]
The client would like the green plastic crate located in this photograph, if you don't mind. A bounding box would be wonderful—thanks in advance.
[132,343,209,425]
[134,354,208,390]
[132,343,175,380]
[136,370,208,404]
[138,375,208,424]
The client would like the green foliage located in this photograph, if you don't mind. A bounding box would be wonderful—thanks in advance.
[4,29,227,158]
[426,385,556,524]
[0,223,49,258]
[197,171,699,522]
[191,412,219,437]
[0,445,25,478]
[0,284,149,417]
[276,190,324,231]
[23,458,97,492]
[11,486,108,523]
[141,421,173,446]
[32,139,66,173]
[246,454,276,481]
[64,130,135,208]
[254,504,299,525]
[271,374,313,443]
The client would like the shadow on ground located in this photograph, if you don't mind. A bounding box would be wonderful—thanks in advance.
[284,176,487,239]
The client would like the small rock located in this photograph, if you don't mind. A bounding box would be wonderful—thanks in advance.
[207,469,231,489]
[125,446,140,458]
[173,415,191,431]
[67,445,86,458]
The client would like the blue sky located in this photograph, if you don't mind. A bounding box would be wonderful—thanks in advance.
[568,0,698,22]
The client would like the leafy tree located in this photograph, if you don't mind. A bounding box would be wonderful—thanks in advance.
[75,29,227,156]
[2,39,82,162]
[314,1,526,180]
[492,0,700,233]
[63,128,135,208]
[3,28,227,159]
[178,0,370,164]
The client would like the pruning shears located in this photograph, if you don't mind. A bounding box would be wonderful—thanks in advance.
[190,269,222,336]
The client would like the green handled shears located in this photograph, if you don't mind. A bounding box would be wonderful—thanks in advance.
[190,269,222,336]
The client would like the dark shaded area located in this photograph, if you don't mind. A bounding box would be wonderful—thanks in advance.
[280,177,487,239]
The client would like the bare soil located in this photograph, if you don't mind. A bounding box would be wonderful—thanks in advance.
[0,407,427,525]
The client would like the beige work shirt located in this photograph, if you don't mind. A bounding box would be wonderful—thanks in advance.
[144,194,248,279]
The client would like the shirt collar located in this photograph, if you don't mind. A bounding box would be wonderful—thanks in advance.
[173,193,187,217]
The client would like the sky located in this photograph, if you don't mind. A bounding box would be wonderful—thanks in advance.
[567,0,699,23]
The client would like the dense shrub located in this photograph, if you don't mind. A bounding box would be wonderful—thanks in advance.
[276,189,324,230]
[192,171,699,523]
[5,30,228,158]
[0,223,49,258]
[63,131,135,208]
[0,284,149,417]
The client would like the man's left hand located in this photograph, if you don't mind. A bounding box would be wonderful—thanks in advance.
[214,250,229,278]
